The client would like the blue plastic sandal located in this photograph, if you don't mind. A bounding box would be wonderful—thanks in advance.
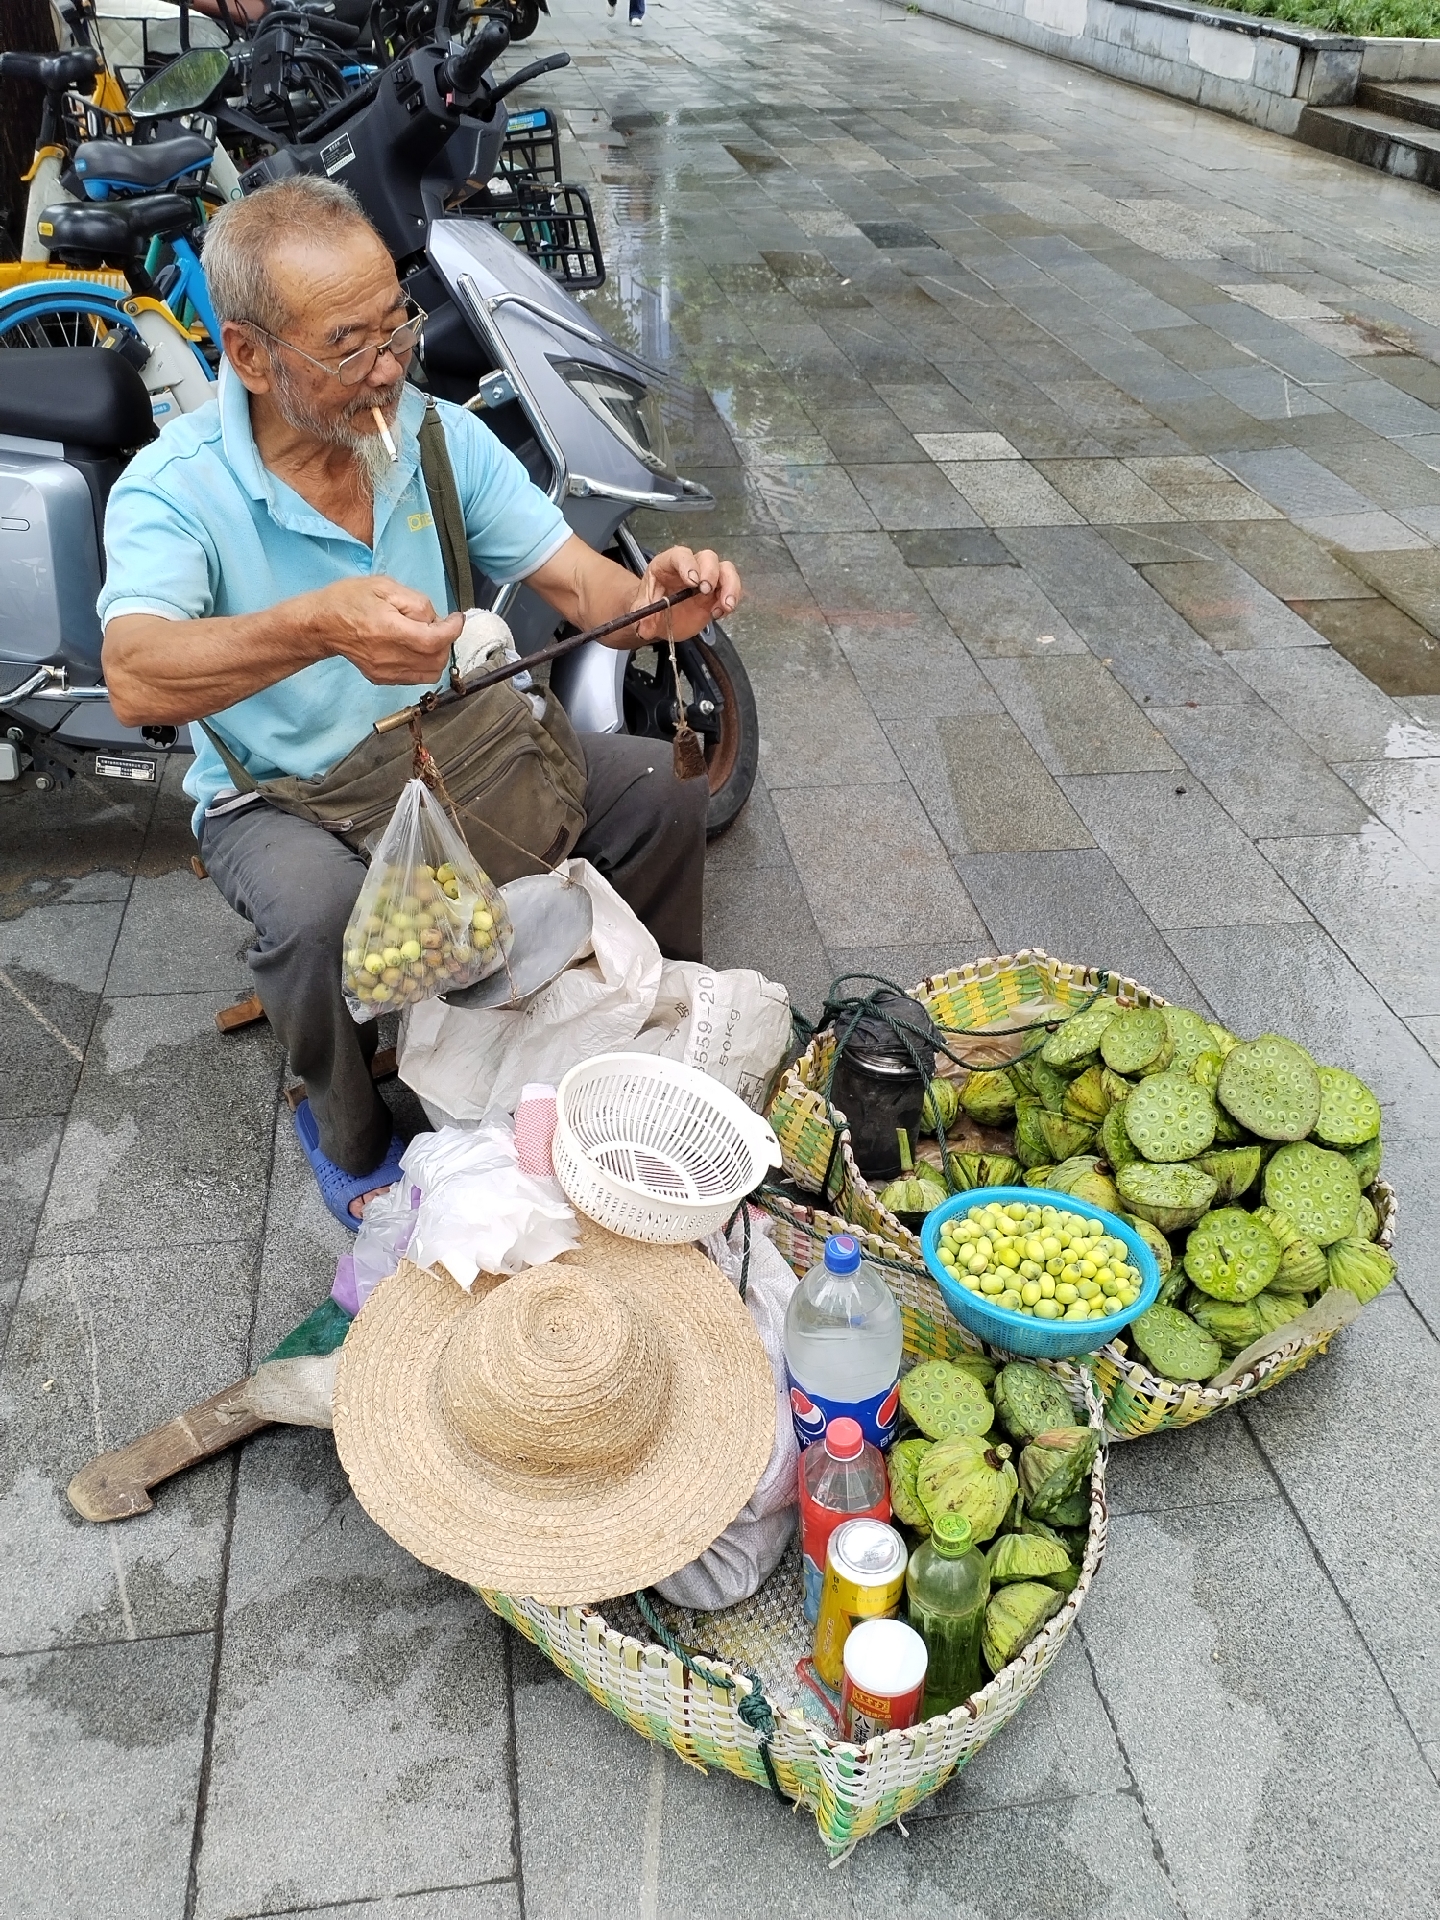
[293,1097,406,1233]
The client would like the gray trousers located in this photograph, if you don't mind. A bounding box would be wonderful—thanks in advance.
[202,731,707,1176]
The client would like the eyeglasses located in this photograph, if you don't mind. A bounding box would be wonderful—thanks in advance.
[245,302,427,387]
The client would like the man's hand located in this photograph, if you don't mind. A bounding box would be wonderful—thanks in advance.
[629,547,742,643]
[301,575,463,685]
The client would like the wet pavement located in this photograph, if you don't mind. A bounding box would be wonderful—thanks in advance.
[5,0,1440,1912]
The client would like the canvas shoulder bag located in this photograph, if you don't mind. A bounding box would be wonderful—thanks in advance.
[201,396,588,881]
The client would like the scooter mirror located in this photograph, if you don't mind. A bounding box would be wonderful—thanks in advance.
[127,46,233,120]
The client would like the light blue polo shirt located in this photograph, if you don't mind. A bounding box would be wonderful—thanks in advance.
[98,363,570,834]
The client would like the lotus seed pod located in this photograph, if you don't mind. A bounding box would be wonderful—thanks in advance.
[1249,1206,1324,1292]
[1023,1165,1057,1188]
[1036,1111,1096,1165]
[1184,1208,1282,1302]
[993,1363,1079,1442]
[988,1530,1071,1587]
[1018,1426,1099,1521]
[878,1131,948,1221]
[1217,1034,1322,1142]
[1101,1100,1141,1172]
[1211,1106,1257,1146]
[1062,1064,1114,1125]
[1042,1490,1091,1531]
[950,1354,999,1389]
[1014,1100,1054,1170]
[1263,1141,1362,1247]
[1346,1136,1383,1187]
[1313,1066,1382,1148]
[1324,1236,1396,1305]
[1121,1210,1172,1275]
[982,1581,1065,1674]
[899,1359,995,1441]
[887,1437,932,1534]
[1353,1194,1379,1242]
[917,1436,1017,1544]
[921,1076,961,1133]
[1100,1005,1173,1077]
[1040,996,1122,1070]
[1045,1156,1120,1213]
[1127,1303,1223,1383]
[1207,1022,1239,1057]
[1014,1055,1072,1113]
[1156,1264,1189,1307]
[1190,1049,1223,1094]
[1187,1292,1264,1355]
[1017,1515,1081,1591]
[1116,1160,1218,1233]
[1121,1069,1218,1163]
[1192,1145,1264,1204]
[1162,1005,1216,1074]
[959,1068,1019,1128]
[946,1150,1022,1192]
[1255,1290,1308,1338]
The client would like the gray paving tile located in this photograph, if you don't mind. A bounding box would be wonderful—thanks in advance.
[771,782,979,949]
[1228,648,1435,762]
[1032,458,1181,525]
[1244,1287,1440,1755]
[849,461,985,528]
[1126,455,1279,521]
[0,1239,253,1654]
[1105,1407,1274,1517]
[833,609,1002,722]
[1097,522,1230,566]
[1335,548,1440,643]
[193,1430,514,1919]
[920,563,1089,656]
[746,464,878,532]
[983,655,1184,775]
[1310,512,1431,553]
[1060,773,1310,929]
[1150,702,1375,837]
[893,528,1015,567]
[1259,827,1440,1018]
[0,777,152,906]
[705,851,834,1021]
[33,994,282,1259]
[958,850,1209,1006]
[1333,756,1440,874]
[941,460,1084,528]
[936,712,1095,853]
[249,1104,352,1365]
[1201,519,1376,601]
[1081,1501,1440,1920]
[808,406,923,464]
[0,1634,212,1920]
[1140,559,1327,650]
[105,870,253,998]
[0,1119,61,1346]
[0,902,122,1121]
[247,1891,519,1920]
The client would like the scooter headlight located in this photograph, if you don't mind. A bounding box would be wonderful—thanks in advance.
[551,359,674,477]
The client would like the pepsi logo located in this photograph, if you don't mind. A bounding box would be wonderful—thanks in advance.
[789,1387,826,1437]
[877,1383,901,1429]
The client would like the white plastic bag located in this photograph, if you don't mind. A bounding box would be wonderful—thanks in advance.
[351,1178,420,1311]
[653,1211,800,1612]
[401,1121,579,1289]
[342,778,514,1023]
[398,860,792,1122]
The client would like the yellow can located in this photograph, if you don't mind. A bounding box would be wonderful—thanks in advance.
[813,1517,908,1692]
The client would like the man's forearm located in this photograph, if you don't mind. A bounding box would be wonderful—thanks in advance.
[103,601,327,728]
[523,536,647,642]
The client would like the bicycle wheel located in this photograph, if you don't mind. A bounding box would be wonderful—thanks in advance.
[0,287,142,351]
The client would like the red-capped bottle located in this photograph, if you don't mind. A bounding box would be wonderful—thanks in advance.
[798,1416,890,1625]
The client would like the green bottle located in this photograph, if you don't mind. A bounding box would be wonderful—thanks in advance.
[905,1511,991,1718]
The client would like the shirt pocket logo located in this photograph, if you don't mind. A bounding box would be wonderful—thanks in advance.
[408,511,434,533]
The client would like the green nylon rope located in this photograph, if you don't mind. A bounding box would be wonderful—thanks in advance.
[631,1590,790,1802]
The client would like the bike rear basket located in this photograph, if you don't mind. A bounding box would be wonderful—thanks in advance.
[471,179,605,292]
[498,107,563,189]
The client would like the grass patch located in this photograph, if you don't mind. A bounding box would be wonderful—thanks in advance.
[1201,0,1440,34]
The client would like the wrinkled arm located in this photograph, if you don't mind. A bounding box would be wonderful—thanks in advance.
[521,535,742,647]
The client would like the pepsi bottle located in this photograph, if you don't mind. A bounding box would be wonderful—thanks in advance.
[783,1232,902,1453]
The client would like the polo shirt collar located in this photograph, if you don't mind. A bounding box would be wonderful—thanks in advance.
[217,359,428,543]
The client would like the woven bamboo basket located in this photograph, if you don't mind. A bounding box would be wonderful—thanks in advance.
[476,1247,1107,1855]
[765,952,1395,1439]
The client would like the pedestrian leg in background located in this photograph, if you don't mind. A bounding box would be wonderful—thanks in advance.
[573,731,707,962]
[629,0,645,23]
[200,801,393,1177]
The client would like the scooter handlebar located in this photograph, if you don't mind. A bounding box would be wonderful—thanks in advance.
[437,20,511,98]
[481,50,570,108]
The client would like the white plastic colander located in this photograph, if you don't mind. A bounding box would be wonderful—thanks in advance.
[552,1053,782,1243]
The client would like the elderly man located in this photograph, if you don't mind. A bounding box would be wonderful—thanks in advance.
[101,177,740,1227]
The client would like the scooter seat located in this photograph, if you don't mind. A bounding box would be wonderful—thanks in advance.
[72,135,213,197]
[0,346,155,453]
[0,49,99,93]
[40,193,196,260]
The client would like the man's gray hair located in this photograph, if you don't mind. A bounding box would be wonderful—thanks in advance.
[203,177,381,333]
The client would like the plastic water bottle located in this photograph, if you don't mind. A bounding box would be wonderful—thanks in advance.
[905,1511,991,1718]
[783,1232,903,1452]
[797,1418,890,1625]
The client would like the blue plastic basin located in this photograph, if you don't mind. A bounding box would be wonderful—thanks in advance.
[920,1186,1162,1360]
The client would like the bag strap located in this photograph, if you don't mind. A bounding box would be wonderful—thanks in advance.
[198,717,260,794]
[417,394,474,614]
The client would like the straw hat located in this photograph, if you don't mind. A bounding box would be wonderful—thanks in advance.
[332,1221,775,1604]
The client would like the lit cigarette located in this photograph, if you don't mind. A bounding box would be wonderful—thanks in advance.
[372,407,398,462]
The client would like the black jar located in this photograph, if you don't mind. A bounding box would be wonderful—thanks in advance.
[827,990,939,1180]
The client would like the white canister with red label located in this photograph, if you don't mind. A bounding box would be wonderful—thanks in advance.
[840,1616,929,1742]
